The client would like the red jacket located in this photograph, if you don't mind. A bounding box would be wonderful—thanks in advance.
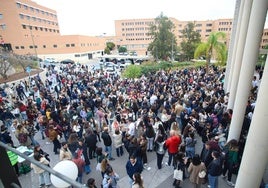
[165,135,182,154]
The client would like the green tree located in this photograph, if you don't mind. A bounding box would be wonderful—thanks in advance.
[147,13,177,61]
[118,46,127,53]
[180,22,201,61]
[194,32,227,72]
[122,65,142,78]
[106,42,115,51]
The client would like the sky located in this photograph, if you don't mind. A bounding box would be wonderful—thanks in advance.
[32,0,238,36]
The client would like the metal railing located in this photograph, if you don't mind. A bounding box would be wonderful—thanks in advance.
[0,142,87,188]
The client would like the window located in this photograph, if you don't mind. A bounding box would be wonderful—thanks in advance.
[66,44,70,47]
[196,24,202,27]
[35,27,38,30]
[45,28,48,31]
[71,44,75,47]
[0,14,3,19]
[15,46,19,49]
[29,26,32,30]
[19,14,24,19]
[206,29,212,32]
[30,7,34,12]
[53,44,57,48]
[22,25,26,29]
[43,45,46,48]
[206,23,212,27]
[20,46,25,49]
[16,3,21,8]
[40,27,43,31]
[26,15,30,20]
[49,29,52,32]
[23,5,28,10]
[29,45,33,49]
[0,24,6,30]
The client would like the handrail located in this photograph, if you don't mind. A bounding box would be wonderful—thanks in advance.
[0,142,87,188]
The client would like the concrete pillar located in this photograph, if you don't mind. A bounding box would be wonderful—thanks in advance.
[235,46,268,188]
[228,0,268,142]
[224,0,241,92]
[227,0,253,110]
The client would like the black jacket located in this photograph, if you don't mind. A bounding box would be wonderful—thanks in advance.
[101,131,112,146]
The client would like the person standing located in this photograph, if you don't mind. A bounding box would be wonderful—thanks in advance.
[72,149,86,184]
[102,167,120,188]
[188,154,207,188]
[31,153,51,188]
[113,128,124,157]
[222,139,239,187]
[207,151,223,188]
[48,125,61,154]
[132,172,144,188]
[165,130,182,167]
[101,127,115,160]
[85,128,97,159]
[59,142,72,161]
[154,134,166,169]
[126,155,143,186]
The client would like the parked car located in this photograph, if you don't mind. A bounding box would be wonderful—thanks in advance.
[60,59,75,65]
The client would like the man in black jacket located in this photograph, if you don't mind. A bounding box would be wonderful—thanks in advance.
[101,127,115,160]
[207,151,223,188]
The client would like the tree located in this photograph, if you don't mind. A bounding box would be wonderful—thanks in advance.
[180,22,201,61]
[104,42,115,54]
[147,13,177,61]
[194,32,227,73]
[122,65,142,78]
[118,46,127,53]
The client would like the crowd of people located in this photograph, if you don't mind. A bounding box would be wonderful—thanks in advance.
[0,62,260,188]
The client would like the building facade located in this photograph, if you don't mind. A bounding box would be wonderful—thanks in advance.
[0,0,106,62]
[115,18,267,55]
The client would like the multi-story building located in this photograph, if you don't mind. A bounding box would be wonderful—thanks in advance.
[0,0,106,62]
[1,0,267,61]
[115,18,267,55]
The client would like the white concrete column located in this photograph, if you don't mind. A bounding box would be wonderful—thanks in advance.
[227,0,253,110]
[228,0,268,142]
[235,51,268,187]
[224,0,241,92]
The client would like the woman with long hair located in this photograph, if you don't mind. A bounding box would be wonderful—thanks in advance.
[132,172,144,188]
[188,154,207,188]
[222,139,239,187]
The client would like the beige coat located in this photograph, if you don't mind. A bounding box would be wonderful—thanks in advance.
[59,148,72,161]
[188,162,206,184]
[31,157,49,174]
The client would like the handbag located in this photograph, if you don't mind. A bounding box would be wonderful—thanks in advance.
[198,170,207,178]
[173,169,183,180]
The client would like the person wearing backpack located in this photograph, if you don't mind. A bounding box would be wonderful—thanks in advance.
[154,134,166,169]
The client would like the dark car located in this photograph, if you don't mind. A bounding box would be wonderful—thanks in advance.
[60,59,75,65]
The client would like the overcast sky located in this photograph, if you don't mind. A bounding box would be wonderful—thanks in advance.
[32,0,244,36]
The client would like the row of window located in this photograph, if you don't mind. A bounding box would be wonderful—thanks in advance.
[218,28,232,31]
[19,14,58,26]
[126,38,152,41]
[16,2,57,18]
[22,24,59,33]
[14,43,100,50]
[121,21,154,26]
[263,32,268,36]
[219,22,232,25]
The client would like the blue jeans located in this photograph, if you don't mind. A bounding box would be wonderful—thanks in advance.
[168,152,176,167]
[186,147,195,159]
[39,171,51,186]
[147,137,154,150]
[105,145,113,159]
[208,174,218,188]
